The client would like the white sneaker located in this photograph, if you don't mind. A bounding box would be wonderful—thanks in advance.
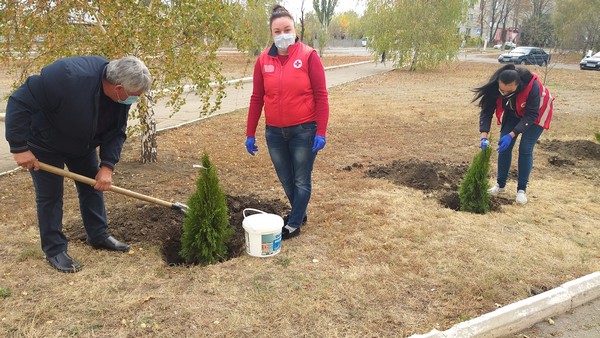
[516,190,528,205]
[488,184,507,196]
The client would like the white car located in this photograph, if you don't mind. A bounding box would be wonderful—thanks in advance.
[493,41,517,49]
[580,51,600,70]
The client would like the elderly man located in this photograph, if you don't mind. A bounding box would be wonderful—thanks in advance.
[5,55,151,273]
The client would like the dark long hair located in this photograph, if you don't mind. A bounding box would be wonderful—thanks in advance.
[270,5,294,28]
[472,64,533,110]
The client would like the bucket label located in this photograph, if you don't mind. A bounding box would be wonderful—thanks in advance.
[261,232,281,256]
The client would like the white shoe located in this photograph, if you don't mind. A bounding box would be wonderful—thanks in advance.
[488,184,506,196]
[516,190,528,205]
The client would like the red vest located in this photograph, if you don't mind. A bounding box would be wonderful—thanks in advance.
[258,43,316,127]
[495,73,553,129]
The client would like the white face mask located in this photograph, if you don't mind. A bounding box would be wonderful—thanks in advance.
[274,33,295,50]
[498,88,516,99]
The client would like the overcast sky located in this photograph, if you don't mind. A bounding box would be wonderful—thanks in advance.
[279,0,366,19]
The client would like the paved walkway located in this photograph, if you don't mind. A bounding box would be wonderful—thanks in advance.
[0,60,392,174]
[509,296,600,337]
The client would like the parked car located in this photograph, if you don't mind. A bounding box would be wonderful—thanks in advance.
[498,46,550,66]
[580,51,600,70]
[493,41,517,49]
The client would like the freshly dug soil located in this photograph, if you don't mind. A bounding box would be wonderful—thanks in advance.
[59,139,598,265]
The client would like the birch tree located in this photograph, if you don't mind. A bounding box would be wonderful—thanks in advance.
[364,0,469,71]
[0,0,249,163]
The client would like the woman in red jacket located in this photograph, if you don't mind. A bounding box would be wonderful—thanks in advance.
[473,64,553,205]
[245,5,329,240]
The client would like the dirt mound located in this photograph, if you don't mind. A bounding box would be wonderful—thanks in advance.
[63,195,289,265]
[365,159,468,191]
[540,139,600,162]
[540,139,600,181]
[360,159,510,211]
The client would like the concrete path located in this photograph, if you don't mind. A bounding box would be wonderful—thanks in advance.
[510,296,600,337]
[0,60,391,174]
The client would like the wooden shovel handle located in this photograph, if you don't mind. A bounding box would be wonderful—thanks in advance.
[37,162,173,208]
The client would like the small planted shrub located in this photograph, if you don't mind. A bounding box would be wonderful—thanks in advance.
[179,153,234,265]
[459,146,492,214]
[0,287,11,298]
[595,131,600,143]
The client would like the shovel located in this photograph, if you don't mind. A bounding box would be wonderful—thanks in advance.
[37,162,189,213]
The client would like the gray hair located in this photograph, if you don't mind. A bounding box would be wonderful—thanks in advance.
[106,56,151,93]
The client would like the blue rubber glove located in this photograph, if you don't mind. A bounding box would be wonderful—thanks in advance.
[245,136,258,156]
[312,135,326,153]
[497,134,513,153]
[481,137,491,150]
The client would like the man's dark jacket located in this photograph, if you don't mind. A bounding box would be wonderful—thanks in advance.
[5,56,129,169]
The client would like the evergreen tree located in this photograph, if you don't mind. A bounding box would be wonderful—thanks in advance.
[459,147,493,214]
[179,153,233,265]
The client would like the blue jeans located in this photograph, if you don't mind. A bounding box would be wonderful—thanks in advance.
[29,148,109,257]
[497,115,544,192]
[265,122,318,228]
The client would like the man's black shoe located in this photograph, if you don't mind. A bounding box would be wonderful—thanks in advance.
[282,225,301,240]
[90,236,130,252]
[283,214,307,226]
[46,252,81,273]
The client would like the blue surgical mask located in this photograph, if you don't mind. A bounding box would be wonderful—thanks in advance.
[118,95,139,105]
[116,87,139,105]
[274,33,296,50]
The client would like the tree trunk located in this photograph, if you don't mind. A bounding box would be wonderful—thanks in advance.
[410,47,419,71]
[140,95,157,163]
[479,0,486,49]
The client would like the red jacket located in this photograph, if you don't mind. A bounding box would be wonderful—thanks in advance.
[247,42,329,137]
[495,73,553,129]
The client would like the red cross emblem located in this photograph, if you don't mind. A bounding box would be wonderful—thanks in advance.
[293,59,303,69]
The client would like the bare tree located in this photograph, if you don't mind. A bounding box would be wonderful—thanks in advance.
[299,0,306,41]
[530,0,553,18]
[486,0,518,46]
[479,0,487,45]
[487,0,502,43]
[500,0,518,44]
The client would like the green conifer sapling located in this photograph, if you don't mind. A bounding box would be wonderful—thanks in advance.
[459,146,492,214]
[179,153,234,265]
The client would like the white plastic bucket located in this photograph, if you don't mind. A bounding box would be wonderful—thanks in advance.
[242,208,283,257]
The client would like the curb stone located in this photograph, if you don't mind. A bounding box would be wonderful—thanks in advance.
[409,271,600,338]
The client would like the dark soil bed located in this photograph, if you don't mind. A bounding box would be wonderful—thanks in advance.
[63,139,599,264]
[64,195,288,265]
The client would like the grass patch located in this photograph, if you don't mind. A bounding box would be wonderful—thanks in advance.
[0,287,11,298]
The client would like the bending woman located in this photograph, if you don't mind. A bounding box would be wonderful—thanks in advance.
[473,64,554,205]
